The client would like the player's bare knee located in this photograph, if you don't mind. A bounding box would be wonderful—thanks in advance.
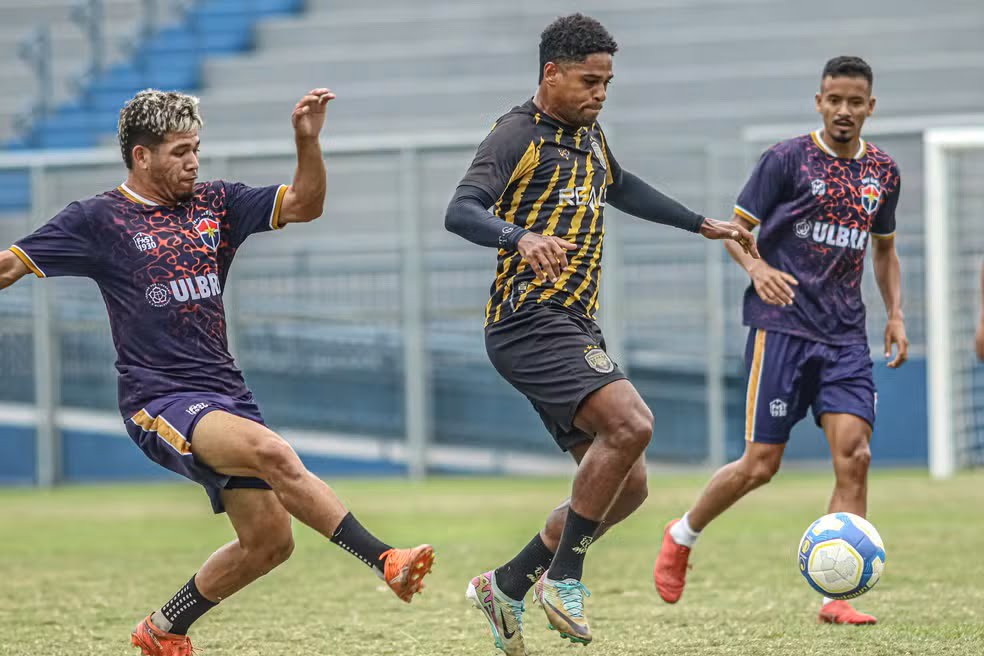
[739,454,781,488]
[252,435,306,484]
[267,529,295,568]
[835,439,871,480]
[255,532,294,575]
[241,518,294,574]
[603,407,653,454]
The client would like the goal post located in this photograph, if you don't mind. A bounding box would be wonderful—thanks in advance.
[924,127,984,478]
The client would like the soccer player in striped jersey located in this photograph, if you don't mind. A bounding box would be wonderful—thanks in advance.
[654,56,907,626]
[446,13,756,653]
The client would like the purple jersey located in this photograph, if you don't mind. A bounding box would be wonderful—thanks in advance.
[9,181,288,417]
[734,131,900,345]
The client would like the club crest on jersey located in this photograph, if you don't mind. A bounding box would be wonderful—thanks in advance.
[794,219,812,238]
[584,345,614,374]
[132,232,157,252]
[860,177,882,215]
[195,212,220,250]
[590,140,606,169]
[811,179,826,197]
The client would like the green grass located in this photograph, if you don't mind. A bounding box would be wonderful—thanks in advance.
[0,471,982,655]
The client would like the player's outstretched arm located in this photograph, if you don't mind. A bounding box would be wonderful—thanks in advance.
[977,262,984,361]
[607,170,758,257]
[278,88,335,225]
[872,235,907,368]
[0,249,30,290]
[724,214,797,307]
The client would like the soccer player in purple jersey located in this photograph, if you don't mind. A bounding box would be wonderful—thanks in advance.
[0,89,434,656]
[653,57,907,625]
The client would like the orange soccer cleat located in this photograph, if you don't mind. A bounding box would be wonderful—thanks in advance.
[130,615,196,656]
[653,519,692,604]
[381,544,435,602]
[818,600,877,625]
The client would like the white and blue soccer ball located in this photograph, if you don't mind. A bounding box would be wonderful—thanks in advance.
[798,512,886,600]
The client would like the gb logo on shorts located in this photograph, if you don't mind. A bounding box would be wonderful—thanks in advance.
[860,177,881,215]
[196,212,220,250]
[584,345,614,374]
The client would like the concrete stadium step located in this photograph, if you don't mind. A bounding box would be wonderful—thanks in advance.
[196,52,984,122]
[254,0,961,51]
[206,14,984,89]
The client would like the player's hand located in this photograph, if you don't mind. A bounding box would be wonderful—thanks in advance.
[884,317,908,368]
[749,260,798,306]
[699,217,760,259]
[976,317,984,361]
[516,232,577,283]
[291,88,335,138]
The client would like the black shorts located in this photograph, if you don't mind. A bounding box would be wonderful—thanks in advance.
[485,303,627,451]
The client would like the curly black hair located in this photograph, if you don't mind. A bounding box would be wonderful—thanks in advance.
[539,13,618,82]
[821,56,873,90]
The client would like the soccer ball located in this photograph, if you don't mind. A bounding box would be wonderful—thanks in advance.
[798,512,886,600]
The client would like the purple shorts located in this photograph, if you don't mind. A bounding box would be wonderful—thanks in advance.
[124,391,271,513]
[743,329,875,444]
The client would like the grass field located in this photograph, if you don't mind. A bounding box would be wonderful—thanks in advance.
[1,470,982,655]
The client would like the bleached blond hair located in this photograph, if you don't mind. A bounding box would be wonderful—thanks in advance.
[118,89,203,168]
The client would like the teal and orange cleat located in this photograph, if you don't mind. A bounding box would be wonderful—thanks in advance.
[533,572,592,645]
[380,544,435,603]
[466,570,527,656]
[819,600,877,625]
[130,615,195,656]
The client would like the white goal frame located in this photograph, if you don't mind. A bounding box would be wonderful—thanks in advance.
[924,126,984,479]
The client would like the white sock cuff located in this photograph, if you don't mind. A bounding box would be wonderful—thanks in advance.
[679,513,700,537]
[669,513,700,547]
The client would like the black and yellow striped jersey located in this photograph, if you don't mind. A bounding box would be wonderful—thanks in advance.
[459,98,622,326]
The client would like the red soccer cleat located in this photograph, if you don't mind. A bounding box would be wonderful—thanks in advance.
[130,615,196,656]
[381,544,435,603]
[818,600,877,625]
[653,519,692,604]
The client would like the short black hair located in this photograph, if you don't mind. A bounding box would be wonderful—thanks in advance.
[821,56,873,91]
[539,13,618,83]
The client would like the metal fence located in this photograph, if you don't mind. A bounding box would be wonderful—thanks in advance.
[0,119,963,484]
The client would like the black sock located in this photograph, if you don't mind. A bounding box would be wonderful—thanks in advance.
[330,512,393,574]
[152,574,217,635]
[547,508,600,581]
[494,532,555,601]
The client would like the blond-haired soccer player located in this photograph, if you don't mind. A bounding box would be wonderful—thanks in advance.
[0,89,434,656]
